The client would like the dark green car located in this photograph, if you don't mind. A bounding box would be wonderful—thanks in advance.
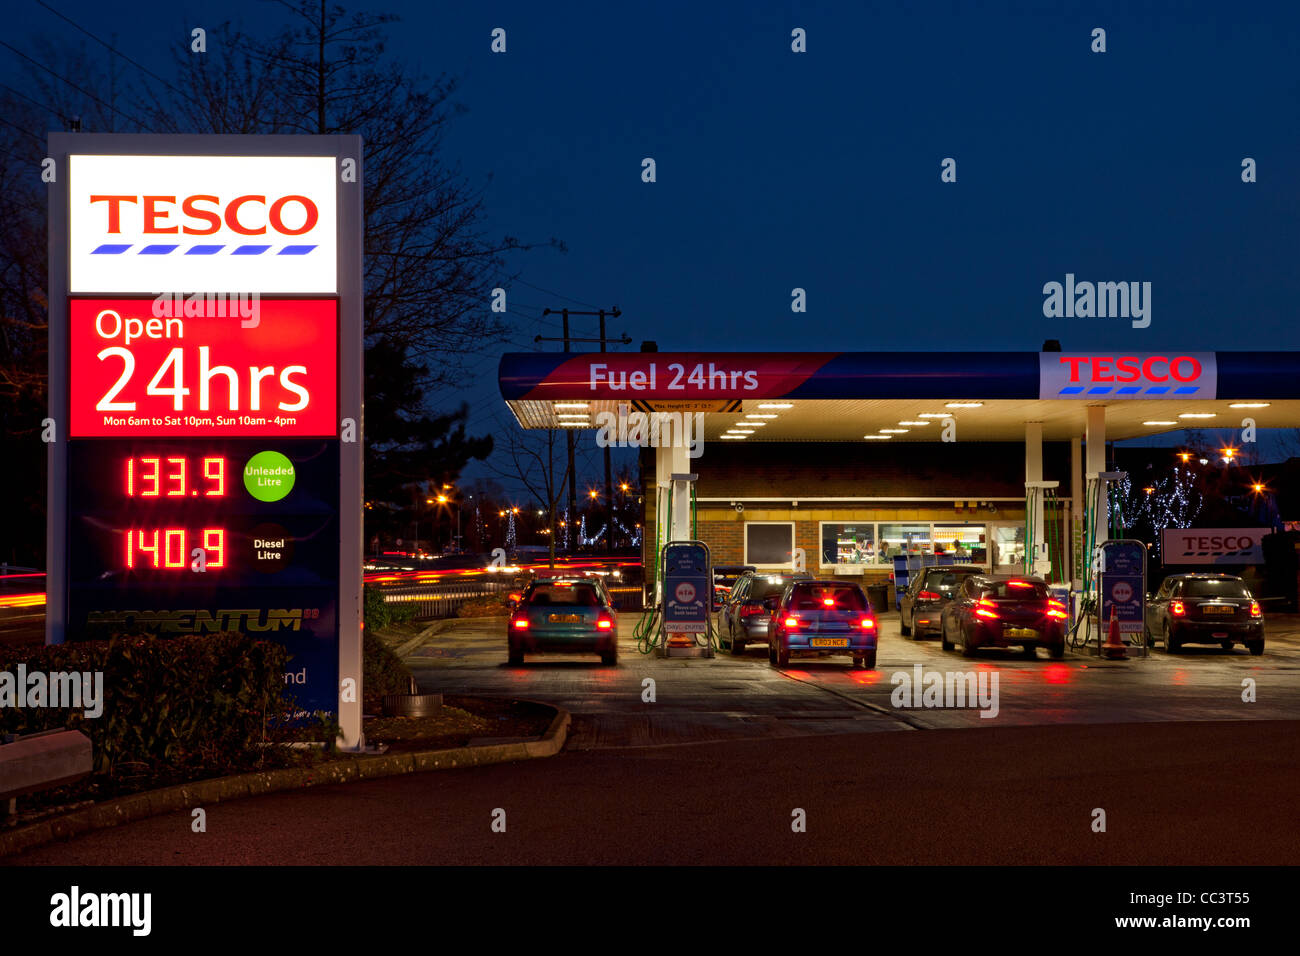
[508,578,618,665]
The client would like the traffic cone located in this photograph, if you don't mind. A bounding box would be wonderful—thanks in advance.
[1102,604,1127,660]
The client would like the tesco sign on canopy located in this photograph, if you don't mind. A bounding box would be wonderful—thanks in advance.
[69,154,338,294]
[1039,352,1216,399]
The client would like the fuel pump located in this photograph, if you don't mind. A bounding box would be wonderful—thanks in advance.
[1068,470,1127,651]
[634,472,715,657]
[1024,480,1060,579]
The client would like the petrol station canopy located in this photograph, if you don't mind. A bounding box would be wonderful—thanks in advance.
[499,351,1300,441]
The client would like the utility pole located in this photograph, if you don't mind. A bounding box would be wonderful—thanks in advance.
[538,307,629,556]
[599,310,614,556]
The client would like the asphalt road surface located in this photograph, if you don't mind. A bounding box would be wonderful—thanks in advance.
[6,611,1298,865]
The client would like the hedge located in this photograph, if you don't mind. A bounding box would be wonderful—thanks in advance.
[0,632,306,777]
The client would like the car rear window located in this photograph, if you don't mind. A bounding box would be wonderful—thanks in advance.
[789,584,868,610]
[981,579,1050,599]
[923,569,977,590]
[527,584,603,606]
[748,576,798,601]
[1183,579,1251,599]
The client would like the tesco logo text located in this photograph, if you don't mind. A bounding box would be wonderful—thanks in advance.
[1059,355,1202,384]
[88,194,320,236]
[1178,535,1254,552]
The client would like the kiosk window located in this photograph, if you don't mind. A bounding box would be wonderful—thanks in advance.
[821,523,876,566]
[879,523,930,559]
[745,523,795,566]
[932,524,987,563]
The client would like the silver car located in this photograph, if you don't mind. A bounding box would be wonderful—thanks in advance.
[719,571,811,655]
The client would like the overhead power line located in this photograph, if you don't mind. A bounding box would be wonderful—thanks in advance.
[0,38,152,131]
[35,0,186,98]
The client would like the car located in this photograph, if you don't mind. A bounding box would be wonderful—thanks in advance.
[1145,573,1264,655]
[718,570,811,655]
[766,580,878,669]
[939,574,1067,658]
[899,565,983,638]
[507,578,618,665]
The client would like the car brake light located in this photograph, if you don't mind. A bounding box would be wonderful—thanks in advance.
[740,605,765,617]
[1170,601,1185,616]
[823,597,835,607]
[918,590,941,600]
[860,617,876,629]
[512,617,529,629]
[975,598,1000,620]
[1007,580,1033,588]
[1250,601,1261,617]
[783,616,800,628]
[596,619,613,629]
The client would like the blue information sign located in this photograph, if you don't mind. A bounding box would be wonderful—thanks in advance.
[1100,539,1147,637]
[663,541,710,634]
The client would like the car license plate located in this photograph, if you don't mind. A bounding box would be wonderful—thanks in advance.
[1005,627,1038,638]
[1203,606,1234,615]
[548,614,582,623]
[810,638,849,647]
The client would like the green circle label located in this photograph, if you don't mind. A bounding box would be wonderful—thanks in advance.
[244,451,296,502]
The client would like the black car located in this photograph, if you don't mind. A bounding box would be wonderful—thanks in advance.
[718,570,811,655]
[939,574,1067,658]
[899,565,983,638]
[1145,573,1264,655]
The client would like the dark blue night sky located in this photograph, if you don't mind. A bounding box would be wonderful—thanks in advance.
[8,0,1300,475]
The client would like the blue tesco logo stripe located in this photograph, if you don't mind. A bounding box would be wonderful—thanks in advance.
[88,244,314,255]
[1054,385,1200,396]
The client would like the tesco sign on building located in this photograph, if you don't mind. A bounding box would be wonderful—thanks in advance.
[1160,528,1269,566]
[68,154,338,293]
[1039,352,1216,399]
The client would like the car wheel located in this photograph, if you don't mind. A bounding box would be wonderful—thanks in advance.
[1022,642,1037,659]
[900,611,912,637]
[731,636,746,656]
[1163,622,1179,653]
[768,640,778,665]
[1048,642,1065,659]
[776,644,790,668]
[940,619,954,652]
[601,648,617,665]
[1220,640,1234,652]
[960,626,977,658]
[855,650,877,669]
[1248,640,1264,656]
[508,644,523,665]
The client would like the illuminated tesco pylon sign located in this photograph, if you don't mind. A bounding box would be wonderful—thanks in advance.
[50,133,365,750]
[1038,352,1217,399]
[69,154,338,294]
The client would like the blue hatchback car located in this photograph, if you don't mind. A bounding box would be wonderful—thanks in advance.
[767,580,878,669]
[508,578,618,665]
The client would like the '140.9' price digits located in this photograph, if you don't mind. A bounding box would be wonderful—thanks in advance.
[124,528,226,569]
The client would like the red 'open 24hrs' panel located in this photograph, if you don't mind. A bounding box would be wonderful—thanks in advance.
[69,297,337,437]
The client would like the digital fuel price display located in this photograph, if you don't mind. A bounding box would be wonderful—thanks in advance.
[65,438,341,714]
